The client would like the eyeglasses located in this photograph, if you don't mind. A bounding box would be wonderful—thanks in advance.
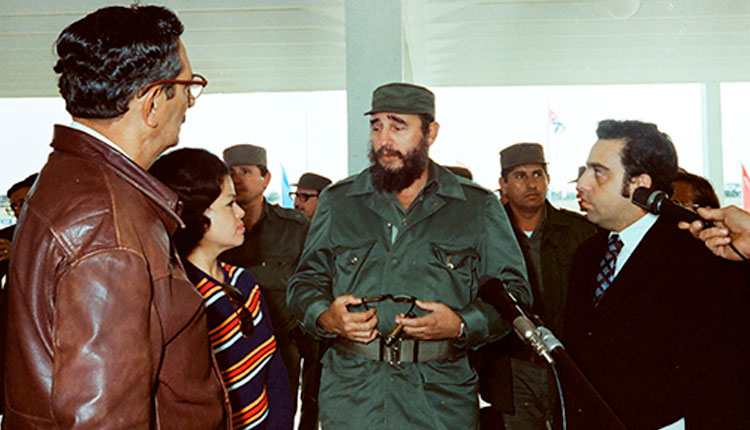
[361,294,419,345]
[140,73,208,100]
[220,282,255,338]
[289,192,319,202]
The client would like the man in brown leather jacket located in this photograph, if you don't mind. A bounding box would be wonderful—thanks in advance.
[4,5,229,429]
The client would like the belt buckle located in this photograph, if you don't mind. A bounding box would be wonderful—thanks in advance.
[381,337,401,366]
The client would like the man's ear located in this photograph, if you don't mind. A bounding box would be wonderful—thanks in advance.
[498,176,505,190]
[631,173,652,190]
[139,87,160,129]
[262,171,272,190]
[426,121,440,147]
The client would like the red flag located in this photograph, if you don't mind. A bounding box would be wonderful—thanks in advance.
[742,164,750,211]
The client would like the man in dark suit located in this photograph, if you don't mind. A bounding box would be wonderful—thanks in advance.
[564,119,750,429]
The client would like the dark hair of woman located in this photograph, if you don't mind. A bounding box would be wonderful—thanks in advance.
[149,148,229,258]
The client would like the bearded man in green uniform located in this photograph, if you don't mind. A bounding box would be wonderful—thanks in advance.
[287,82,531,429]
[220,144,311,421]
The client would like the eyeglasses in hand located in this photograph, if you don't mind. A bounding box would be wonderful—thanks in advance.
[361,294,419,346]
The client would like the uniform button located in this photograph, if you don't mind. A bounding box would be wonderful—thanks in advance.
[401,219,407,226]
[386,222,392,228]
[391,258,398,265]
[261,261,267,267]
[586,331,592,337]
[350,256,359,264]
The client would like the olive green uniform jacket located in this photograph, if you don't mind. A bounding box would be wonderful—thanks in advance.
[287,162,530,430]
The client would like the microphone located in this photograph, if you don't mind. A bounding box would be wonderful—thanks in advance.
[478,276,554,364]
[631,187,711,225]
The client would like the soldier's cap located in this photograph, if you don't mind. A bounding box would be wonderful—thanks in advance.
[223,144,267,167]
[500,143,546,171]
[363,82,435,118]
[293,172,332,192]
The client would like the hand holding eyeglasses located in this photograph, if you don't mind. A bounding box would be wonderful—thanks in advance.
[317,295,379,344]
[395,300,463,340]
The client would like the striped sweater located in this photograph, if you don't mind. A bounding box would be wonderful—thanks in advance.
[185,261,293,430]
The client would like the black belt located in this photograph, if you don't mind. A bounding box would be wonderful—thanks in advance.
[334,337,464,366]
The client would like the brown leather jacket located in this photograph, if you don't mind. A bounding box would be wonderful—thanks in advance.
[4,126,230,429]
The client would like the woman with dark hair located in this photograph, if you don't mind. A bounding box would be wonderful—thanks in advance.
[150,148,293,430]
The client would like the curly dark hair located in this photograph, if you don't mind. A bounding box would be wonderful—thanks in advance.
[596,119,678,197]
[54,5,184,119]
[149,148,229,259]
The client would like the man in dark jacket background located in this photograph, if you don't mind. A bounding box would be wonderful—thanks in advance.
[477,143,596,429]
[4,5,229,429]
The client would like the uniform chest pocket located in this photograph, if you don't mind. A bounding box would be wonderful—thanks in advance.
[332,241,376,295]
[431,242,480,273]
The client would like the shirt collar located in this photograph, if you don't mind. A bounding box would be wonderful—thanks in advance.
[69,121,134,161]
[615,212,658,249]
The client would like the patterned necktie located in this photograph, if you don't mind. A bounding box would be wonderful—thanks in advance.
[594,233,624,308]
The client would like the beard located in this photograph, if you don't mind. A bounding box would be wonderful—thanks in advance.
[368,136,430,193]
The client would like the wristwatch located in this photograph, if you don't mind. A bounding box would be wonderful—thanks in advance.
[456,321,466,342]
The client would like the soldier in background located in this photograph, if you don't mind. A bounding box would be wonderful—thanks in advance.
[477,143,595,429]
[292,172,332,220]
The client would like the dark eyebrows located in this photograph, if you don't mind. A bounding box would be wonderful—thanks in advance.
[587,162,610,172]
[386,114,408,126]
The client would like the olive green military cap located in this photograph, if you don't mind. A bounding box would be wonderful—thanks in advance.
[223,144,267,167]
[363,82,435,118]
[293,172,332,192]
[500,143,546,171]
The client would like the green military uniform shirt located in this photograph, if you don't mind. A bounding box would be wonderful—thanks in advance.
[287,162,530,430]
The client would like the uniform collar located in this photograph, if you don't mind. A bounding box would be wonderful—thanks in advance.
[346,160,466,201]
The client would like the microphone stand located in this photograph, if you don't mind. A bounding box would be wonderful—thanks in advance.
[480,278,626,430]
[530,322,626,430]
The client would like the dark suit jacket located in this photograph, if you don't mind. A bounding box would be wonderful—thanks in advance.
[564,216,750,429]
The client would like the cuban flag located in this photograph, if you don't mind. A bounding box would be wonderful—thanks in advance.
[549,108,566,134]
[281,165,294,208]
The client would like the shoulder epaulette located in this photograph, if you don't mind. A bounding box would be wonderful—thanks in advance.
[269,204,309,225]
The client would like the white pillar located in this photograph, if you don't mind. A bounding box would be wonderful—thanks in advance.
[701,82,725,204]
[345,0,407,175]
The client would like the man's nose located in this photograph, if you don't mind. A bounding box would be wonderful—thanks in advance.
[576,169,591,192]
[372,128,394,146]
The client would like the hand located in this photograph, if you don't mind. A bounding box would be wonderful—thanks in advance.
[317,295,378,344]
[678,205,750,261]
[396,300,462,340]
[0,239,11,262]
